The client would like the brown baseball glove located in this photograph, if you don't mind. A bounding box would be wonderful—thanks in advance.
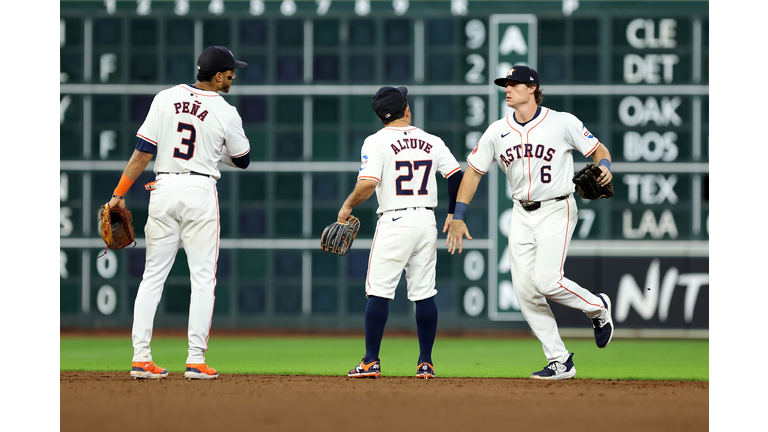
[320,216,361,256]
[98,203,137,258]
[573,163,614,200]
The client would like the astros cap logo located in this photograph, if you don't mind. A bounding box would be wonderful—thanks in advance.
[508,67,515,75]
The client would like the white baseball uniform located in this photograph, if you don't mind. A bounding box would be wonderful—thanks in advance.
[467,107,606,364]
[358,126,461,301]
[132,84,250,365]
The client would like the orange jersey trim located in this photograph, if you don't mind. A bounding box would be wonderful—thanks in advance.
[136,134,157,145]
[585,141,601,157]
[384,126,418,131]
[358,175,380,182]
[445,167,461,177]
[467,159,486,175]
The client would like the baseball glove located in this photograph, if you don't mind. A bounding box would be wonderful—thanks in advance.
[573,163,614,200]
[320,216,361,256]
[98,203,137,258]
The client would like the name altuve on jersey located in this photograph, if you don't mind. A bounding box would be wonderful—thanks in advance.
[173,100,209,121]
[390,138,433,155]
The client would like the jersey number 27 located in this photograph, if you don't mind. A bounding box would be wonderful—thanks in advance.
[395,160,432,195]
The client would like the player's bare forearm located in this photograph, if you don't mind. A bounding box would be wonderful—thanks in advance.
[108,150,154,209]
[123,150,155,180]
[456,168,483,204]
[590,144,613,185]
[338,179,377,222]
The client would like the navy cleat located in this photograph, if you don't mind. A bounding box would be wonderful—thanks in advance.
[416,362,435,379]
[592,293,614,348]
[530,353,576,380]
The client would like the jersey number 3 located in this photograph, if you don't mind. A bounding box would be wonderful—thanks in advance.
[174,122,196,160]
[395,160,432,195]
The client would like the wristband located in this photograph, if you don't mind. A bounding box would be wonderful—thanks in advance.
[453,202,468,221]
[113,174,135,197]
[598,158,611,171]
[112,195,124,199]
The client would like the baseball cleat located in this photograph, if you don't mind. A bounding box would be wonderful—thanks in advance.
[348,357,381,378]
[592,293,615,348]
[130,361,168,379]
[530,353,576,380]
[416,362,435,379]
[185,364,218,380]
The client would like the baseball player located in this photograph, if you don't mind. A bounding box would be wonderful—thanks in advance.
[107,46,251,380]
[446,66,615,380]
[339,86,463,379]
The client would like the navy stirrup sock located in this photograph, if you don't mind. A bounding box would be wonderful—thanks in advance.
[364,296,389,362]
[415,296,438,364]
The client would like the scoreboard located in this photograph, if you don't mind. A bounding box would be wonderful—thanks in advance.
[60,0,709,332]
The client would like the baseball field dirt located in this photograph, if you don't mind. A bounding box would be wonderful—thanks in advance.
[60,372,708,432]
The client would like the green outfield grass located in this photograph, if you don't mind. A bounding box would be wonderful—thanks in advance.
[60,335,708,381]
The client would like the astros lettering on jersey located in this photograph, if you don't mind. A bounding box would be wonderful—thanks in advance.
[467,107,599,201]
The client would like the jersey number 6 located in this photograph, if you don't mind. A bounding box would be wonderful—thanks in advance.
[395,160,432,196]
[174,122,196,160]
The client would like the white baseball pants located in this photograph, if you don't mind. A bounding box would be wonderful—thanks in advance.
[365,208,438,302]
[508,195,605,364]
[131,173,220,365]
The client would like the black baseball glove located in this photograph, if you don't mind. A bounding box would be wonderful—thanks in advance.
[573,163,614,200]
[320,216,361,256]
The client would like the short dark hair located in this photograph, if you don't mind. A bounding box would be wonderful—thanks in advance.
[196,68,233,83]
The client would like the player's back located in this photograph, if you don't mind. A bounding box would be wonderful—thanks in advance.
[142,84,239,177]
[360,126,460,214]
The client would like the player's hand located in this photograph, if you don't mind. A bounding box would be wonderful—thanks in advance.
[446,220,472,254]
[337,205,353,223]
[108,197,126,209]
[597,166,612,186]
[442,214,454,233]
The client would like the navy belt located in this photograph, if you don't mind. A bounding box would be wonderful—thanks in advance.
[394,207,434,211]
[519,195,569,212]
[158,171,210,178]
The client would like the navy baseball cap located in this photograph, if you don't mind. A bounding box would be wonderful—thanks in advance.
[494,65,540,88]
[197,46,247,74]
[372,86,408,120]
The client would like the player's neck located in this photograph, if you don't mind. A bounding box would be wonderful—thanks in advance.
[384,119,411,128]
[194,81,219,93]
[512,102,539,124]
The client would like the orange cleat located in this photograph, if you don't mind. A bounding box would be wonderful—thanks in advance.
[348,357,381,378]
[130,361,168,379]
[185,364,218,380]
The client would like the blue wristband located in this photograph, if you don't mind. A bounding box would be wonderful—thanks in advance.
[453,202,468,221]
[598,158,611,171]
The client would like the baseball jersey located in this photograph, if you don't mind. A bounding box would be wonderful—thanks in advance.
[136,84,250,180]
[467,107,600,202]
[358,126,461,214]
